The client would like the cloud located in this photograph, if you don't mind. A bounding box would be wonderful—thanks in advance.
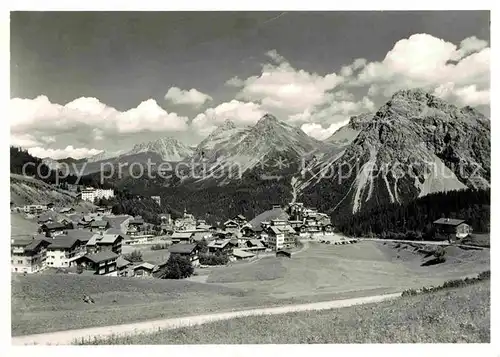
[340,58,368,77]
[10,96,189,146]
[28,145,104,160]
[434,82,490,107]
[191,100,265,136]
[301,119,350,140]
[451,36,488,61]
[355,33,490,106]
[164,87,213,107]
[290,95,375,124]
[232,49,344,115]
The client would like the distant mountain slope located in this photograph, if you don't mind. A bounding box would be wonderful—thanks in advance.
[325,113,373,149]
[125,137,194,162]
[10,174,77,207]
[301,89,490,215]
[187,114,325,184]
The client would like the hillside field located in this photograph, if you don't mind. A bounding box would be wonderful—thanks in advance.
[80,281,490,344]
[12,241,489,336]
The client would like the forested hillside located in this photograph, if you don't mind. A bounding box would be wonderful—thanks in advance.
[333,189,490,239]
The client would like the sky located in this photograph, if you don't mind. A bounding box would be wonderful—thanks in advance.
[10,11,490,159]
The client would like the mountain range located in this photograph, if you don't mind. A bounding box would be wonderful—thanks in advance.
[36,89,490,217]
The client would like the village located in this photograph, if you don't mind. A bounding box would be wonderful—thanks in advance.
[11,186,367,279]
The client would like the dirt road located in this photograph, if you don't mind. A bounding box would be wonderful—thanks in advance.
[12,292,401,345]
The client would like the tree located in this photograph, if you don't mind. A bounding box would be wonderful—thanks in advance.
[198,238,208,253]
[124,250,143,263]
[161,254,194,279]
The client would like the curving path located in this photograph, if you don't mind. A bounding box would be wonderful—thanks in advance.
[12,292,401,345]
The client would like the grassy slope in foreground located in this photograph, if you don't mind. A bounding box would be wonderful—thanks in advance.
[79,281,490,344]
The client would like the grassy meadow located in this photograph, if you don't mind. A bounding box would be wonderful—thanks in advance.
[77,281,490,344]
[12,241,489,336]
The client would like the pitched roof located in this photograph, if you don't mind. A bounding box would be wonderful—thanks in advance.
[86,234,101,246]
[232,249,255,258]
[65,229,94,242]
[268,226,282,235]
[129,218,145,225]
[99,234,123,244]
[11,238,34,247]
[208,239,231,249]
[169,243,197,254]
[236,214,246,220]
[81,251,118,263]
[192,232,208,242]
[59,207,74,213]
[47,236,81,250]
[133,262,156,271]
[246,239,264,248]
[116,256,131,269]
[91,220,109,228]
[224,220,238,226]
[248,208,290,230]
[25,237,52,252]
[43,222,66,230]
[433,218,466,226]
[103,215,131,228]
[171,232,194,239]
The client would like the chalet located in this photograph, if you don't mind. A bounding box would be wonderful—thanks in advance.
[433,218,472,242]
[223,220,240,233]
[241,239,266,252]
[40,222,67,237]
[116,256,133,277]
[267,226,285,250]
[90,220,109,232]
[170,231,194,244]
[65,229,94,244]
[323,224,334,233]
[103,215,132,235]
[73,251,119,276]
[233,215,247,226]
[231,249,255,261]
[192,231,210,243]
[86,233,124,255]
[240,225,255,237]
[168,243,200,267]
[207,238,237,254]
[46,236,86,268]
[59,207,75,214]
[132,262,156,277]
[37,214,54,225]
[11,237,51,273]
[127,216,145,236]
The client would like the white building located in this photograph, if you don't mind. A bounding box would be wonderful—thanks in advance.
[45,237,86,268]
[81,187,115,202]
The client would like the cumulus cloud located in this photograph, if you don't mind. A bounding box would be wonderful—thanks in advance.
[10,96,189,143]
[340,58,368,77]
[164,87,213,107]
[451,36,489,61]
[28,145,104,160]
[191,100,265,136]
[301,119,350,140]
[355,33,490,106]
[232,49,344,115]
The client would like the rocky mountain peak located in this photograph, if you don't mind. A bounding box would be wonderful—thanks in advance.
[219,118,237,131]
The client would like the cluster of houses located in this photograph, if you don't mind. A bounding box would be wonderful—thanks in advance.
[11,201,336,276]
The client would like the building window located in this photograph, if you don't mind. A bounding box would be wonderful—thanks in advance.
[17,260,23,264]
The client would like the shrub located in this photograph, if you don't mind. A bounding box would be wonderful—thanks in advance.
[123,250,143,263]
[151,244,168,251]
[160,254,194,279]
[199,252,229,266]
